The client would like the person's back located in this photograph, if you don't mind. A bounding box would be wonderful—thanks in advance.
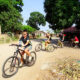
[74,36,79,47]
[75,36,79,42]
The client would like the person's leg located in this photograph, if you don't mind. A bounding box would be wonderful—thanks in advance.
[45,40,50,49]
[24,48,31,56]
[45,41,48,47]
[24,47,33,62]
[20,51,25,65]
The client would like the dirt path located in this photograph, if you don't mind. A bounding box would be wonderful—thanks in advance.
[0,40,80,80]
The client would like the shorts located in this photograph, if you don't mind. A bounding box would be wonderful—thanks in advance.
[24,45,32,51]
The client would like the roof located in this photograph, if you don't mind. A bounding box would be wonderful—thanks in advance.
[63,27,77,33]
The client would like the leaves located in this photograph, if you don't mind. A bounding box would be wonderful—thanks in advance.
[21,25,36,33]
[0,0,23,33]
[44,0,80,30]
[26,12,46,30]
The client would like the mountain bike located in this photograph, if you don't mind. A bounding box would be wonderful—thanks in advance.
[35,40,55,52]
[2,44,36,77]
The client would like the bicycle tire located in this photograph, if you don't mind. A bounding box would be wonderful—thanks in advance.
[2,56,19,77]
[26,51,36,67]
[47,44,55,52]
[35,43,42,52]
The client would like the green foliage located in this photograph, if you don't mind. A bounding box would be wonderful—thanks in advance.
[0,0,11,12]
[7,32,13,37]
[36,34,41,38]
[21,25,36,33]
[0,8,23,32]
[44,0,80,30]
[54,29,61,34]
[0,0,23,12]
[26,12,46,30]
[0,0,23,33]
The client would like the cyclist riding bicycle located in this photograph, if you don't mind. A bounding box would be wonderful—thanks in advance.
[45,33,52,49]
[19,30,32,65]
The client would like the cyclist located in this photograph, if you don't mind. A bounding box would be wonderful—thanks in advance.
[73,36,79,47]
[45,33,51,49]
[58,33,64,48]
[19,30,32,65]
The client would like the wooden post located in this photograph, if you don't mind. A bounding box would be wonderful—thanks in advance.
[0,25,1,35]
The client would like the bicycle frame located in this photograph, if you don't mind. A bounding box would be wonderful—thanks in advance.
[14,46,24,58]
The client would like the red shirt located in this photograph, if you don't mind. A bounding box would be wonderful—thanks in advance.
[64,34,66,37]
[75,36,79,41]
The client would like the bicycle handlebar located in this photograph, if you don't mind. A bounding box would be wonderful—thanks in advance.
[10,44,22,47]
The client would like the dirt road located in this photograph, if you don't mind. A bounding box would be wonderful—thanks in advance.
[0,40,80,80]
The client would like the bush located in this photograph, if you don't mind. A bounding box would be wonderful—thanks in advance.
[21,25,36,33]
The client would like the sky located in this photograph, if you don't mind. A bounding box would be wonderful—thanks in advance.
[21,0,53,32]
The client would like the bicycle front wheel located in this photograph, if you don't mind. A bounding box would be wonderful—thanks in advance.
[35,43,42,52]
[2,56,19,77]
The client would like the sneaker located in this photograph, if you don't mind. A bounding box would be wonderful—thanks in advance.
[28,56,32,62]
[19,62,24,67]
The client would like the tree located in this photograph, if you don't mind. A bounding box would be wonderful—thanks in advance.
[0,0,23,12]
[26,12,46,30]
[0,7,23,32]
[44,0,80,30]
[10,0,24,12]
[0,0,23,33]
[21,25,36,33]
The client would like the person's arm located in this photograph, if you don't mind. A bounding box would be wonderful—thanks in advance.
[24,40,30,46]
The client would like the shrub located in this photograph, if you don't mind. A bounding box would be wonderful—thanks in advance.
[21,25,36,33]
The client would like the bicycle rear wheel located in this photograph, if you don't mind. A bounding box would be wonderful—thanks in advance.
[47,44,55,52]
[26,51,36,67]
[2,56,19,77]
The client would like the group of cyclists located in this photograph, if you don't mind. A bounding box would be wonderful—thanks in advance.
[3,30,80,77]
[18,29,80,66]
[18,30,52,66]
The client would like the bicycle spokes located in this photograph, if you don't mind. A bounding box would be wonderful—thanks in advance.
[3,57,19,76]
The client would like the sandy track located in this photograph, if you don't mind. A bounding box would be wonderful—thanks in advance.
[0,40,80,80]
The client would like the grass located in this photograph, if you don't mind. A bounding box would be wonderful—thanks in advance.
[0,36,19,44]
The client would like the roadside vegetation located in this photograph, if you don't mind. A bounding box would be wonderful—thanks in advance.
[37,58,80,80]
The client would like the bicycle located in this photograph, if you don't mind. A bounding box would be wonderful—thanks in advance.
[57,40,64,48]
[35,40,55,52]
[2,44,36,77]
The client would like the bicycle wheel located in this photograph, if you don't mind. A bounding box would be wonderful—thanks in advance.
[47,44,55,52]
[2,56,19,77]
[35,43,42,52]
[26,51,36,67]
